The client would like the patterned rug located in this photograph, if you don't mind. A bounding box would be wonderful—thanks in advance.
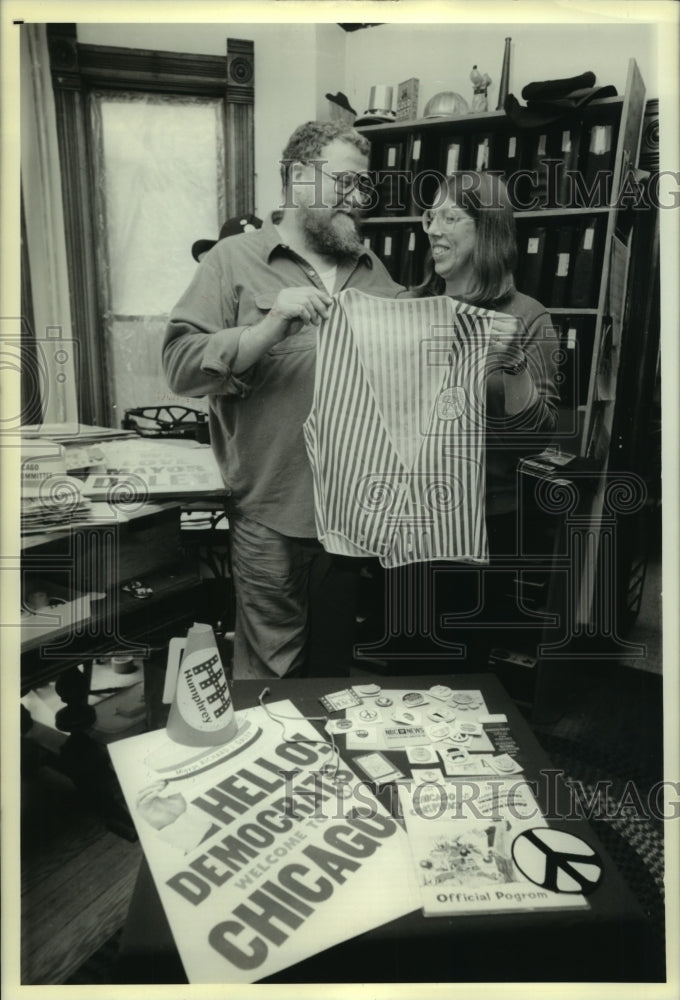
[531,664,665,980]
[535,730,665,978]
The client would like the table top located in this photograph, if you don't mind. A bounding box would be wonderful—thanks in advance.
[116,673,657,984]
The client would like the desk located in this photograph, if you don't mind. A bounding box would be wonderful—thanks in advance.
[21,502,205,691]
[116,673,657,983]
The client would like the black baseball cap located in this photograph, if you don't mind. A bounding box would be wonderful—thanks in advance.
[191,214,263,262]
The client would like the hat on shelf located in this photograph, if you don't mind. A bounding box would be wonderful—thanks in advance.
[326,91,357,116]
[422,91,470,118]
[354,85,397,125]
[504,71,617,128]
[191,214,263,262]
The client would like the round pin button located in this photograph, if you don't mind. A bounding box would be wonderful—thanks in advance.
[359,708,378,722]
[336,719,353,730]
[355,684,381,696]
[429,685,453,699]
[493,756,517,772]
[403,692,425,705]
[452,692,475,704]
[449,731,470,744]
[376,696,393,707]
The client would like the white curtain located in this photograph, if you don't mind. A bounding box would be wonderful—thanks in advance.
[20,24,77,425]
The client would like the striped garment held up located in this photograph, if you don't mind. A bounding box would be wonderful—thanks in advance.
[303,287,500,568]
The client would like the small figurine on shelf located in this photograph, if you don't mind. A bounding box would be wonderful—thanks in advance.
[470,65,492,112]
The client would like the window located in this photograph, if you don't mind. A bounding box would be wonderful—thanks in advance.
[46,25,254,426]
[91,91,226,422]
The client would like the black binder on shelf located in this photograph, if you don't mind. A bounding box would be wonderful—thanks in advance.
[495,131,522,186]
[570,217,605,308]
[522,129,560,207]
[554,125,582,208]
[439,134,468,176]
[398,225,427,288]
[361,231,378,255]
[379,139,406,215]
[545,224,578,308]
[378,227,403,281]
[404,131,425,215]
[470,133,493,172]
[516,223,549,300]
[558,314,596,408]
[578,123,615,207]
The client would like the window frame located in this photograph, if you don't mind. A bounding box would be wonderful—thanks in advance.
[46,25,254,426]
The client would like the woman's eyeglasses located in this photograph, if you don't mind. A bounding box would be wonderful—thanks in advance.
[422,208,474,232]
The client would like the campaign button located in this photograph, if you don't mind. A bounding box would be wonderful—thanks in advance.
[355,684,381,696]
[448,731,470,744]
[429,685,453,699]
[358,708,379,722]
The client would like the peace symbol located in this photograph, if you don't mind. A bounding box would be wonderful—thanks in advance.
[511,827,604,895]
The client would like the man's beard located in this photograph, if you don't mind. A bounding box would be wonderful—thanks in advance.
[300,207,364,260]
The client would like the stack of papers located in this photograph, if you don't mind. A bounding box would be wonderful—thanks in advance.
[21,479,96,533]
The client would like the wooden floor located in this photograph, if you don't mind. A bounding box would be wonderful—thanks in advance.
[21,744,142,985]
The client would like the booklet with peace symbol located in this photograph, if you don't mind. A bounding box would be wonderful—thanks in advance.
[398,778,591,916]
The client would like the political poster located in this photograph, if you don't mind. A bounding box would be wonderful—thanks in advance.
[81,438,224,499]
[109,700,420,983]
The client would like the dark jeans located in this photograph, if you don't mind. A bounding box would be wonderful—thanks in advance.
[229,513,359,679]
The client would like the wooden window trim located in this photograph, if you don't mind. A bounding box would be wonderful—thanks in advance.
[46,25,254,426]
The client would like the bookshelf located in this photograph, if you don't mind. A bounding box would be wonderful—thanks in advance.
[357,58,647,460]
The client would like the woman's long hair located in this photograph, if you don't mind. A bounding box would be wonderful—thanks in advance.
[408,171,518,306]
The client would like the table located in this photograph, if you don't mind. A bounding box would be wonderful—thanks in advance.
[115,673,658,984]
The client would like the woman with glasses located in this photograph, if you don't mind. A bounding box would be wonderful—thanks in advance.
[408,171,559,533]
[396,171,560,662]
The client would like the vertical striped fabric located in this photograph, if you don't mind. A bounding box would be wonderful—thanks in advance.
[303,288,496,568]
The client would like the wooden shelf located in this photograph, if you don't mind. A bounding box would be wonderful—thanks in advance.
[362,208,612,226]
[548,307,599,316]
[356,96,625,137]
[20,563,203,689]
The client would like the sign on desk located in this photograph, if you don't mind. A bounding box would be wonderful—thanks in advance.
[109,701,420,984]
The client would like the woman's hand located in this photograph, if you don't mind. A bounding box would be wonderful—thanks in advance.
[487,315,526,374]
[487,315,537,414]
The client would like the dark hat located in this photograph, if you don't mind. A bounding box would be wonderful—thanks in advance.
[504,72,617,128]
[191,214,263,262]
[326,91,357,116]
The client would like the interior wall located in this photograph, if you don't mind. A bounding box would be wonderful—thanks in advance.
[78,20,659,223]
[344,23,658,120]
[76,22,347,219]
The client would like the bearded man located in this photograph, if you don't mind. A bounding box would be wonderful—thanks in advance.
[164,121,402,680]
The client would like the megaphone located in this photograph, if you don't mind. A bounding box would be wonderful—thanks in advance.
[164,622,238,747]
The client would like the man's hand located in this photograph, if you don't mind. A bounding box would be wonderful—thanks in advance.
[270,287,333,331]
[232,286,333,373]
